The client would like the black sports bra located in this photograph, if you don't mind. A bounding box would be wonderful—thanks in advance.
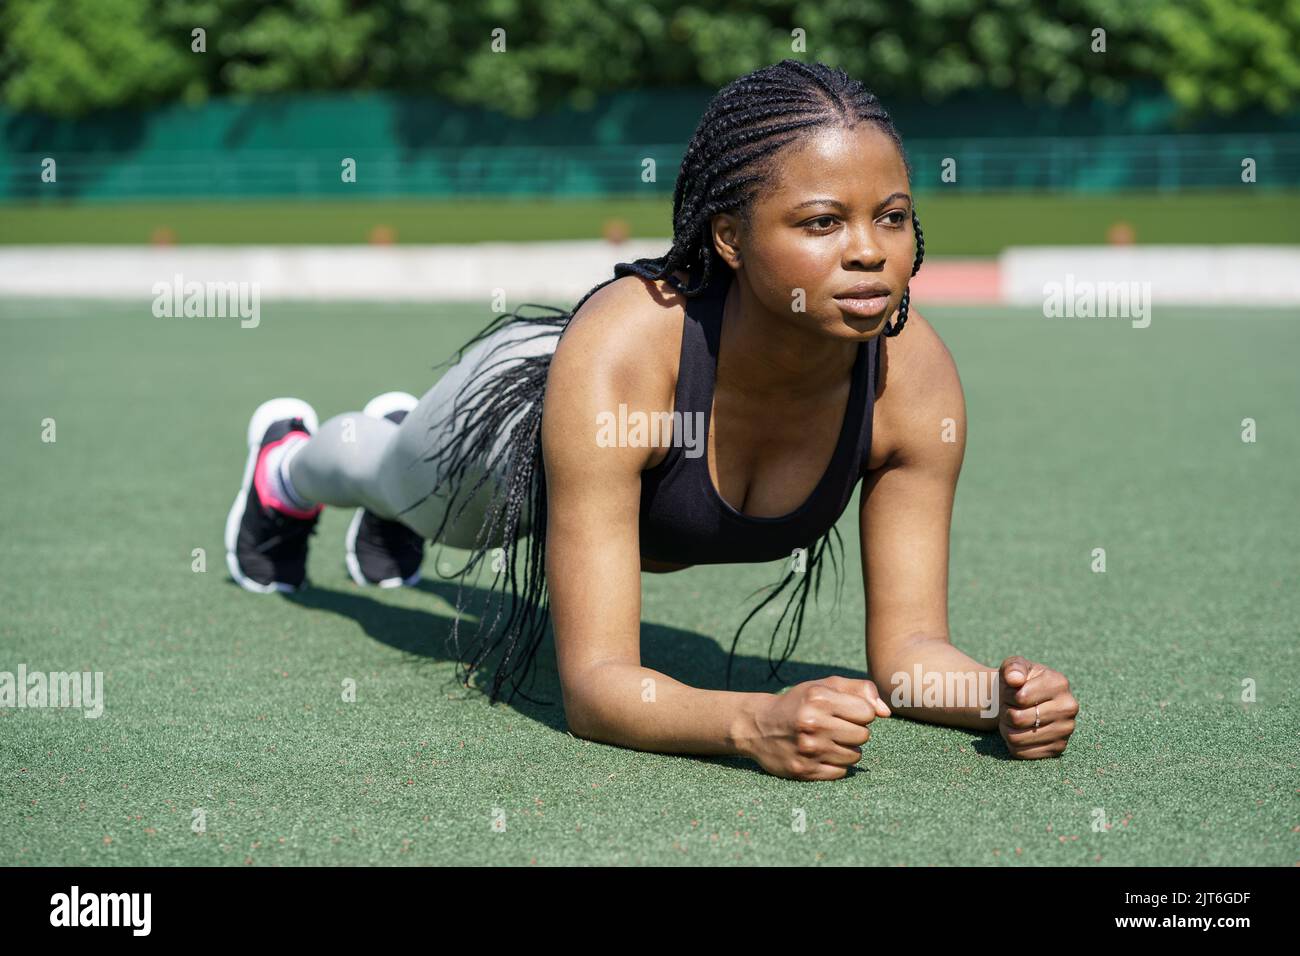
[637,267,881,565]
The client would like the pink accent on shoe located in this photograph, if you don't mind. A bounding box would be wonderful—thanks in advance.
[253,433,322,520]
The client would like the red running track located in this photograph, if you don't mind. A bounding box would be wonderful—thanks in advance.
[908,258,1001,304]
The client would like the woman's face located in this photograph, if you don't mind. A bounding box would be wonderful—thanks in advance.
[713,122,915,340]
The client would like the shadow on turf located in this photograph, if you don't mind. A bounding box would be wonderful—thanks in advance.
[275,575,895,755]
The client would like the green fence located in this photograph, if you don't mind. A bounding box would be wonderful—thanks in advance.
[2,91,1297,201]
[5,136,1295,200]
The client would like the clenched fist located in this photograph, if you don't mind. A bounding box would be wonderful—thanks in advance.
[742,676,892,780]
[998,656,1078,759]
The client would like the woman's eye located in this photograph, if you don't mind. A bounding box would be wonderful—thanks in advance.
[881,210,907,226]
[805,216,837,231]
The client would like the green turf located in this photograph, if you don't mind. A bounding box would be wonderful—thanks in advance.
[1,191,1298,254]
[1,296,1296,866]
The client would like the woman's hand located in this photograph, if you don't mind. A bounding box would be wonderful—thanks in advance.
[742,676,891,780]
[998,656,1078,759]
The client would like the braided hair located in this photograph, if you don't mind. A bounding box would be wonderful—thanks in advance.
[408,59,925,705]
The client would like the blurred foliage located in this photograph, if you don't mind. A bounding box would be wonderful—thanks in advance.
[2,0,1297,118]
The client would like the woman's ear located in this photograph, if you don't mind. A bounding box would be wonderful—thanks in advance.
[710,213,744,269]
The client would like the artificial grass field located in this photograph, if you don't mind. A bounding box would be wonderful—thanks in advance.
[1,295,1296,866]
[2,191,1299,253]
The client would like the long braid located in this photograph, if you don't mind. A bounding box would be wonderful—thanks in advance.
[885,210,926,336]
[416,59,923,704]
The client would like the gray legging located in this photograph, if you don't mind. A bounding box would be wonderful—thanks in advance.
[288,321,559,548]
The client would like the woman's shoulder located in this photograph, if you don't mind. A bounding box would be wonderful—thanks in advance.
[542,268,689,471]
[871,307,965,468]
[564,268,691,343]
[548,268,689,398]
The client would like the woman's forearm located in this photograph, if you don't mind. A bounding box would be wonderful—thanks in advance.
[870,637,1000,732]
[564,662,768,757]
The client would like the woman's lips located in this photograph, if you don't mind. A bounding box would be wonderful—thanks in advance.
[834,294,890,317]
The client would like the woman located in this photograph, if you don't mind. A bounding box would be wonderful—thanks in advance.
[225,60,1078,780]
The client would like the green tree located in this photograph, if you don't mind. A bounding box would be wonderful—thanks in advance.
[2,0,1297,118]
[0,0,192,117]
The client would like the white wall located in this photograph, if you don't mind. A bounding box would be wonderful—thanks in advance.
[1000,246,1300,306]
[0,240,674,303]
[3,242,1298,307]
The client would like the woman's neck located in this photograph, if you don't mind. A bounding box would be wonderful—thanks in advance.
[717,269,860,402]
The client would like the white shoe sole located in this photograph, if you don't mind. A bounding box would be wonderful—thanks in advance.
[362,390,420,422]
[225,397,320,594]
[346,391,421,588]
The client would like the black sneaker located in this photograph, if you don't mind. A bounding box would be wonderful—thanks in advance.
[225,398,323,593]
[345,392,425,587]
